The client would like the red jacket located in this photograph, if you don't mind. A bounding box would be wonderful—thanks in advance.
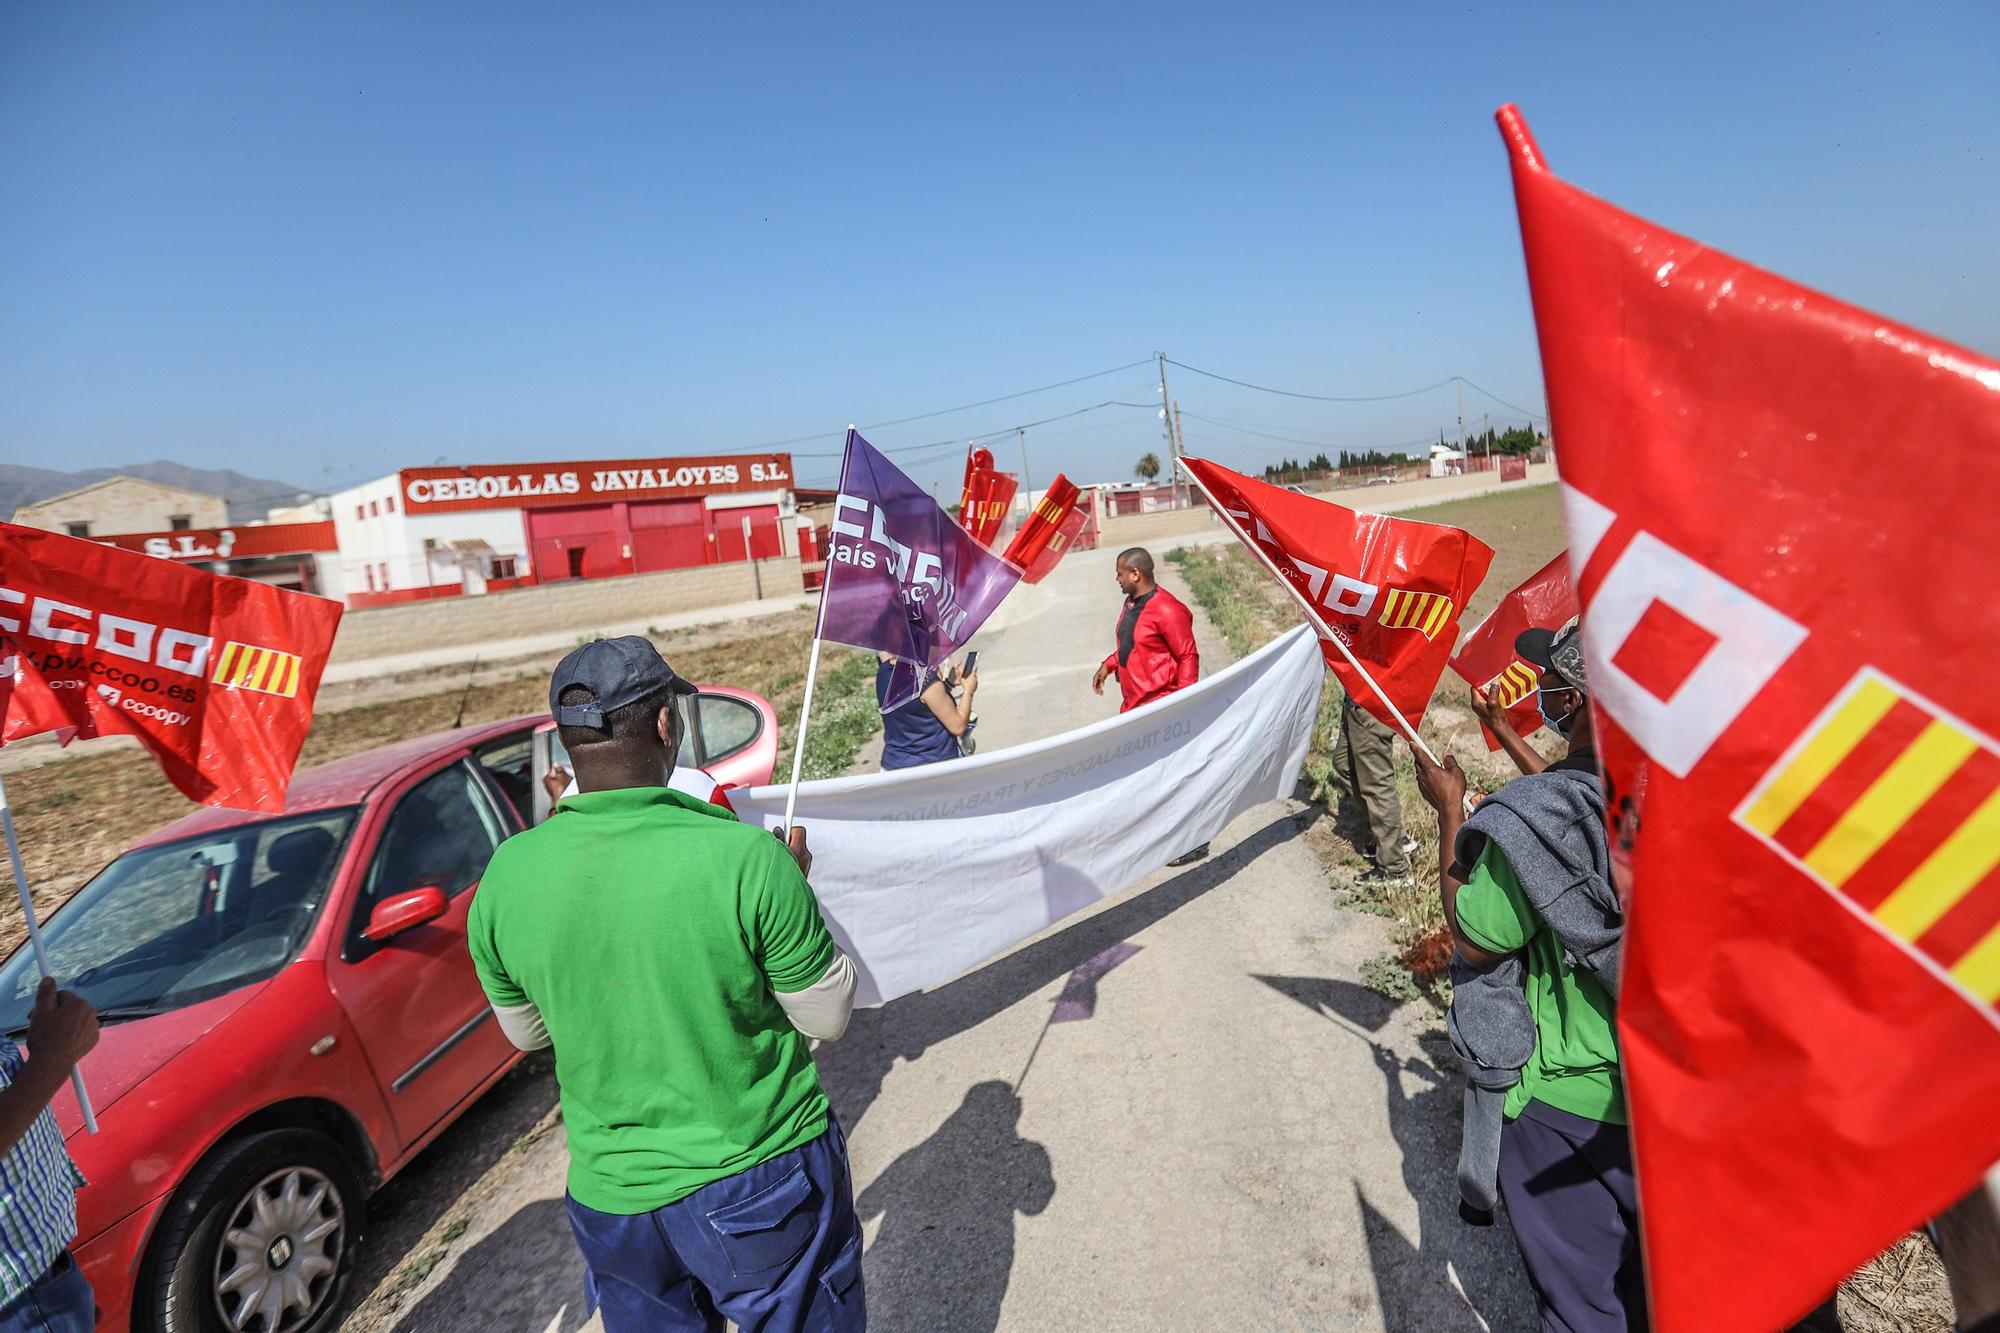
[1103,586,1200,712]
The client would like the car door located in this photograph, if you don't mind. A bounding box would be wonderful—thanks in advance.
[323,758,517,1146]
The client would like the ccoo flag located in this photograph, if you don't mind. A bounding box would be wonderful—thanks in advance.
[1448,551,1579,750]
[1001,475,1083,579]
[819,431,1020,701]
[0,523,343,812]
[1500,104,2000,1332]
[1181,457,1492,731]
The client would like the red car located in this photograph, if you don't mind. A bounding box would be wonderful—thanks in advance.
[0,684,777,1333]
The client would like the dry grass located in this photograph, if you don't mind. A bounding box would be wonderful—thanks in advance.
[1,612,871,953]
[1169,482,1957,1331]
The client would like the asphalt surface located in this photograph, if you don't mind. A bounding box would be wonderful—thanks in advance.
[345,520,1539,1331]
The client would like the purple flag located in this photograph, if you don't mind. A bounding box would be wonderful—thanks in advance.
[819,431,1020,702]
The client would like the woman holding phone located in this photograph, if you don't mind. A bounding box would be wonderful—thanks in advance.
[876,653,979,769]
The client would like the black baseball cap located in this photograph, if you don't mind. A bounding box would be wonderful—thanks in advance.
[1516,616,1588,692]
[549,636,697,728]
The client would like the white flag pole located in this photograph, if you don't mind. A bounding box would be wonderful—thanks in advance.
[779,634,825,838]
[0,769,99,1134]
[782,426,858,836]
[1174,457,1453,772]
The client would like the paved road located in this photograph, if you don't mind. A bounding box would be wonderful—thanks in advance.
[344,526,1537,1331]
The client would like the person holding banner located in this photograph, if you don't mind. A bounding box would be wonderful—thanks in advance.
[1410,619,1637,1333]
[0,980,100,1333]
[1093,548,1199,712]
[875,653,979,770]
[1094,547,1206,863]
[468,637,864,1332]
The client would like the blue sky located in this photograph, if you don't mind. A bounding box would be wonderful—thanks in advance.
[3,3,1994,497]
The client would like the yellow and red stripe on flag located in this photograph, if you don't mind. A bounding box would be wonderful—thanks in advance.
[211,640,304,698]
[1375,587,1456,641]
[1486,659,1540,710]
[1736,668,2000,1010]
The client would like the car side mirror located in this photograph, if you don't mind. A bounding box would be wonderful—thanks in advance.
[362,886,448,943]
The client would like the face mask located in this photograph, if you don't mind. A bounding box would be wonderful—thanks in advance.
[1538,687,1579,738]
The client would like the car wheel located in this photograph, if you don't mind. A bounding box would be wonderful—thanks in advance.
[139,1128,364,1333]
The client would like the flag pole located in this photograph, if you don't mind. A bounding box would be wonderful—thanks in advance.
[1174,457,1452,771]
[782,426,857,836]
[0,770,99,1134]
[779,634,824,837]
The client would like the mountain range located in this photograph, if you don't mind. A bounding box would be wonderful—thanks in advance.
[0,462,312,525]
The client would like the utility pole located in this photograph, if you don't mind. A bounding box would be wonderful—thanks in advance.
[1157,352,1182,504]
[1456,376,1467,458]
[1017,427,1031,506]
[1483,411,1490,465]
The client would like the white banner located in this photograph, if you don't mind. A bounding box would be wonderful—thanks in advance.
[734,626,1323,1005]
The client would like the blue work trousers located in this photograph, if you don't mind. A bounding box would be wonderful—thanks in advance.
[565,1119,865,1333]
[0,1253,93,1333]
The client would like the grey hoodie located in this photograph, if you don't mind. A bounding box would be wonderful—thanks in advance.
[1447,762,1620,1222]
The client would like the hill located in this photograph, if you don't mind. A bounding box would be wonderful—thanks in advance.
[0,461,312,525]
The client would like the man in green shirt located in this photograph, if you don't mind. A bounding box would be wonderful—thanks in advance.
[468,636,864,1332]
[1414,619,1644,1332]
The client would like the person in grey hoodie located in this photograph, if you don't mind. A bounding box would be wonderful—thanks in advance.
[1413,619,1644,1333]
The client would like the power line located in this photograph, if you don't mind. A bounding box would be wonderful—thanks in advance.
[1164,359,1457,403]
[733,358,1157,451]
[1458,376,1549,422]
[785,392,1158,459]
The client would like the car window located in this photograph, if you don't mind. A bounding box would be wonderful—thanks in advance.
[475,734,535,825]
[0,810,358,1031]
[696,694,762,764]
[348,763,505,956]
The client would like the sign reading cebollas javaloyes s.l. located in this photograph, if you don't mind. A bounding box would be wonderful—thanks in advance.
[398,455,793,513]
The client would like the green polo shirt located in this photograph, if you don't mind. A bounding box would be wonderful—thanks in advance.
[1454,843,1626,1125]
[467,786,836,1213]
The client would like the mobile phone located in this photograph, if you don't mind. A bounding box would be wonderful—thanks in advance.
[964,651,979,674]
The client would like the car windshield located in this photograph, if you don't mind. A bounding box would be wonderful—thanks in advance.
[0,809,359,1034]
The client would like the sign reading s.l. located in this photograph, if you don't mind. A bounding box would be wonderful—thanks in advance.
[397,455,793,513]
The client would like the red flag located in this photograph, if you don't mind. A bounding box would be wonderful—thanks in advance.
[958,468,1018,547]
[1021,503,1089,585]
[1448,551,1578,750]
[1500,104,2000,1332]
[1182,457,1493,731]
[957,445,996,515]
[1001,475,1081,571]
[0,523,342,812]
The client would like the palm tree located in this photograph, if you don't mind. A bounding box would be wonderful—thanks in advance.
[1135,452,1161,482]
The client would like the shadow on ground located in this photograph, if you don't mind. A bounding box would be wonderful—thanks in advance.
[856,1080,1054,1332]
[335,1050,562,1325]
[1253,972,1535,1333]
[396,1197,592,1332]
[811,812,1299,1328]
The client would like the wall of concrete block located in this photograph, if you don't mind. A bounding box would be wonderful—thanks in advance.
[329,558,806,661]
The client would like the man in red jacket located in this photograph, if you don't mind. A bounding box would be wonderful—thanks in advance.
[1093,547,1206,863]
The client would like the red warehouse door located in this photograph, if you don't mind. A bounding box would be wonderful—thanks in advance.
[525,506,622,581]
[711,505,783,563]
[629,500,707,572]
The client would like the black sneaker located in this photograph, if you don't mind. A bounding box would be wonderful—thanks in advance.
[1362,836,1418,862]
